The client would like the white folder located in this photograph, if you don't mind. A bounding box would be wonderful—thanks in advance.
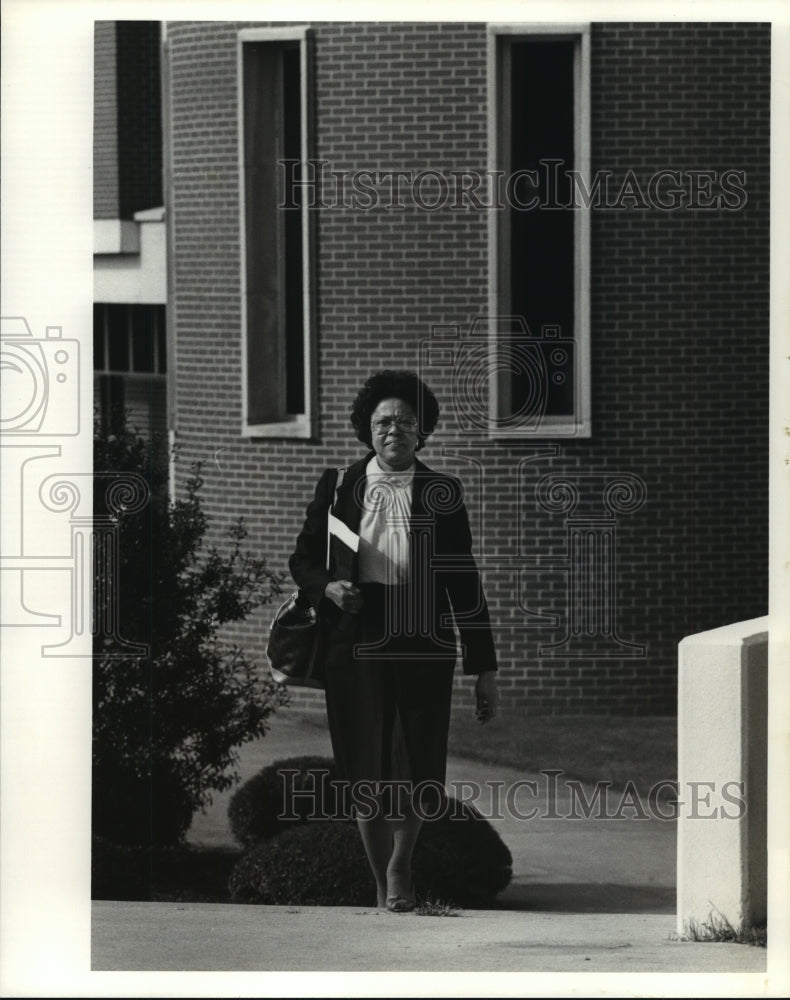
[328,511,359,553]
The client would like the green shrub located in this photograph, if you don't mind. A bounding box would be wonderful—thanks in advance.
[228,821,372,906]
[228,755,348,847]
[92,836,153,901]
[92,420,286,847]
[227,790,512,908]
[92,836,242,902]
[414,799,512,907]
[92,764,196,848]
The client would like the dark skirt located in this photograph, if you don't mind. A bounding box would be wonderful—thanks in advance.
[323,583,456,801]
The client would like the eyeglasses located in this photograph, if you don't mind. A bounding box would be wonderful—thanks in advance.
[371,416,419,434]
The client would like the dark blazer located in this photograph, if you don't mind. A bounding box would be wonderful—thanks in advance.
[289,451,498,676]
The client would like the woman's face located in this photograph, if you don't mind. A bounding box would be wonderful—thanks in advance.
[370,397,419,471]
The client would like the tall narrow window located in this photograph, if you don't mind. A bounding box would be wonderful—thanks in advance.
[239,28,315,437]
[489,25,590,438]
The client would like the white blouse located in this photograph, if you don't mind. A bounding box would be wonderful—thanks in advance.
[357,456,415,584]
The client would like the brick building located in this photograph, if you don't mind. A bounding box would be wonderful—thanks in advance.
[158,20,769,714]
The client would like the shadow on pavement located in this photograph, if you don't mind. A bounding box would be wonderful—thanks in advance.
[497,882,676,914]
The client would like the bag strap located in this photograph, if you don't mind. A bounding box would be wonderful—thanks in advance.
[325,467,346,572]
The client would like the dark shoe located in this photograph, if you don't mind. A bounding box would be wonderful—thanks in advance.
[386,893,415,913]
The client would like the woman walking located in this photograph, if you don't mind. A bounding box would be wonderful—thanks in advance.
[290,370,498,911]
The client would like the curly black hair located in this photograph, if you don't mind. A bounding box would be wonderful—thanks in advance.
[350,370,440,451]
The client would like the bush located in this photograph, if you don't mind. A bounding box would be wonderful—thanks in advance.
[227,755,513,907]
[92,836,153,901]
[92,420,286,847]
[92,836,242,902]
[229,821,373,906]
[92,764,196,848]
[414,800,512,907]
[228,756,348,847]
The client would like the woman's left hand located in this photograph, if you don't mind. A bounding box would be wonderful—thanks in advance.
[475,671,498,724]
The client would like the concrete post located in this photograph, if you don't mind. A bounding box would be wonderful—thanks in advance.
[677,617,768,934]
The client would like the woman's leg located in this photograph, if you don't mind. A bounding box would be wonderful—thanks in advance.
[324,645,392,906]
[356,797,422,909]
[382,659,455,906]
[386,800,422,904]
[356,811,392,908]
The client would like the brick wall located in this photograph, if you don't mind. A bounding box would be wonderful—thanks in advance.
[94,21,119,219]
[165,21,769,715]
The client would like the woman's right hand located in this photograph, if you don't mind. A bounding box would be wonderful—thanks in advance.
[324,580,364,614]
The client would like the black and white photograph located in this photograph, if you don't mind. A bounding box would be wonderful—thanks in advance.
[1,1,789,996]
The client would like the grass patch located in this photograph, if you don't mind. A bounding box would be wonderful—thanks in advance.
[678,912,767,948]
[414,897,462,917]
[446,711,677,796]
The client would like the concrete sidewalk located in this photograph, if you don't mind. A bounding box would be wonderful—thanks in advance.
[91,712,766,975]
[91,901,765,973]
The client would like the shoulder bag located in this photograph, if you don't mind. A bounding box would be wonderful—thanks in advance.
[266,468,345,689]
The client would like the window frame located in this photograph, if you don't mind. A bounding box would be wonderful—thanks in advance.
[237,25,317,439]
[93,302,167,377]
[487,23,591,439]
[93,302,168,442]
